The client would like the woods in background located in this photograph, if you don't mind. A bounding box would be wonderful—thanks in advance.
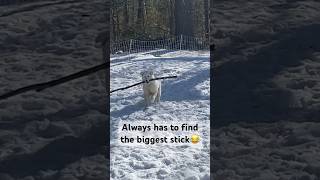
[111,0,209,42]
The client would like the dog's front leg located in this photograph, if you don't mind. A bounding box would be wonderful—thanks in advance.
[144,93,150,108]
[155,85,161,103]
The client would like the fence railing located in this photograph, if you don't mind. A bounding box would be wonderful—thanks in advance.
[110,35,209,55]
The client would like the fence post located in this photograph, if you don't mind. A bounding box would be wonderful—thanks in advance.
[179,34,183,50]
[129,39,133,54]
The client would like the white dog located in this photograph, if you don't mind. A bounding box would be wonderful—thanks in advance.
[141,70,161,108]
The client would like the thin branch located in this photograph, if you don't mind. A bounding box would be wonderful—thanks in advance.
[0,62,109,101]
[110,75,177,93]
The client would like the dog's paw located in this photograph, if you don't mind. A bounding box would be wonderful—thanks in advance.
[143,106,148,111]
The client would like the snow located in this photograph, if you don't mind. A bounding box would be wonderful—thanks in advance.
[0,1,108,179]
[211,0,320,179]
[110,50,210,180]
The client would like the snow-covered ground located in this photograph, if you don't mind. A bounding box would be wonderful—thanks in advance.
[110,50,210,180]
[0,1,108,179]
[211,0,320,179]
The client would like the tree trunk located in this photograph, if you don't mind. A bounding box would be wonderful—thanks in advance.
[115,10,120,41]
[204,0,209,38]
[111,9,116,41]
[209,0,214,45]
[169,0,175,36]
[123,0,129,35]
[174,0,194,36]
[137,0,145,34]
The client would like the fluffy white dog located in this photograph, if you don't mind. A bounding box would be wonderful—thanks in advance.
[141,70,161,108]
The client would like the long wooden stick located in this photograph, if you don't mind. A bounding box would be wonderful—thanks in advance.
[0,62,109,100]
[110,76,177,93]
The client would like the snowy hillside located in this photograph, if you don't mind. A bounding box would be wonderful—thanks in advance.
[110,50,210,180]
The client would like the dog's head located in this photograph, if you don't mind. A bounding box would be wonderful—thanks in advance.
[141,70,154,83]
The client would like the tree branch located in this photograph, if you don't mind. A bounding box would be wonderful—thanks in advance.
[0,62,109,101]
[110,76,177,93]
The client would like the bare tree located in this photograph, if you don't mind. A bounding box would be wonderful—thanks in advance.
[168,0,175,36]
[110,0,209,40]
[123,0,129,34]
[137,0,145,34]
[204,0,209,38]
